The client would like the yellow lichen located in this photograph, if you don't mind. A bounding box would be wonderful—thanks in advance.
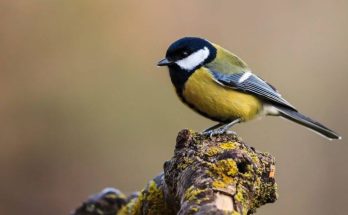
[190,207,199,212]
[216,159,238,176]
[184,186,210,205]
[184,186,208,204]
[212,180,229,189]
[213,174,235,189]
[117,192,143,215]
[240,165,254,179]
[206,146,222,156]
[117,180,171,215]
[209,159,238,189]
[234,191,244,202]
[219,142,237,150]
[146,181,162,201]
[113,130,276,215]
[185,186,203,201]
[178,157,194,169]
[187,129,195,134]
[234,188,250,215]
[144,180,168,214]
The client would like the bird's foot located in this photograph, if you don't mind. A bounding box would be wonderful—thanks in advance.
[202,129,237,138]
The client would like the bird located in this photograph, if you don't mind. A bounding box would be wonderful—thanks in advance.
[157,37,341,140]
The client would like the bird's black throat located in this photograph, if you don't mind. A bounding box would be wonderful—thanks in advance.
[168,65,195,98]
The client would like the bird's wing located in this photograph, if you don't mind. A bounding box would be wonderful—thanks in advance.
[207,44,249,75]
[210,70,297,111]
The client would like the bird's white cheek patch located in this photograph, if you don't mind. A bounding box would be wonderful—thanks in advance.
[175,47,210,71]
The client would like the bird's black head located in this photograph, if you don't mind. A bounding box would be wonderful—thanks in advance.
[158,37,217,71]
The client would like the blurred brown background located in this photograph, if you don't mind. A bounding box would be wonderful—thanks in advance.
[0,1,347,214]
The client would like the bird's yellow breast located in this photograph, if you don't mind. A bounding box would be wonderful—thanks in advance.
[182,68,262,121]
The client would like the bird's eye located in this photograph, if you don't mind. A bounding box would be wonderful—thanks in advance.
[172,50,190,60]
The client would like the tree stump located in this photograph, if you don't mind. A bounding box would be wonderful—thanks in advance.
[72,129,277,215]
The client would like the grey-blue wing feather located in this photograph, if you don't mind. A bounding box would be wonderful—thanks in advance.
[211,70,297,111]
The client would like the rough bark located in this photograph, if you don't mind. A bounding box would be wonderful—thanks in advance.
[72,129,277,215]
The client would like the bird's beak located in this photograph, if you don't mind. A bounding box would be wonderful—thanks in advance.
[157,58,172,66]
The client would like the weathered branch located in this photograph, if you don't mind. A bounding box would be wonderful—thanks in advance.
[72,129,277,215]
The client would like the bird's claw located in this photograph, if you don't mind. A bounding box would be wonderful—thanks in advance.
[202,129,237,138]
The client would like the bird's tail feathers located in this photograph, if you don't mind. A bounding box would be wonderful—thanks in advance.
[274,106,341,140]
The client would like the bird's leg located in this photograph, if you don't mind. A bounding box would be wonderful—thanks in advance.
[203,119,241,137]
[202,122,225,133]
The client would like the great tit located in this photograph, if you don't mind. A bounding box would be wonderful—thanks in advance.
[157,37,341,140]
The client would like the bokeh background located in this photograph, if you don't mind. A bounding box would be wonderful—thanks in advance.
[1,1,347,214]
